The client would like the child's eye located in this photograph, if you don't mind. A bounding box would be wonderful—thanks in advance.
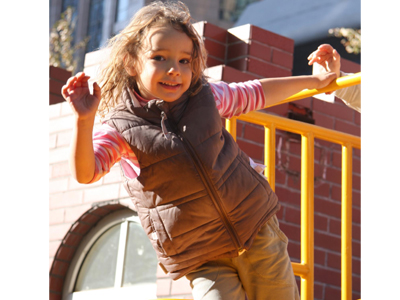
[180,59,191,64]
[152,56,165,61]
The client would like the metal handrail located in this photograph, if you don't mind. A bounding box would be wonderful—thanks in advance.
[225,73,361,300]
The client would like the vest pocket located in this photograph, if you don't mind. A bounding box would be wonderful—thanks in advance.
[149,208,178,256]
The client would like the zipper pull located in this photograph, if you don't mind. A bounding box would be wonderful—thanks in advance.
[161,111,172,140]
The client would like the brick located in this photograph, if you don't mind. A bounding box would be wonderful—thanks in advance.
[243,123,264,142]
[313,99,354,122]
[50,259,70,277]
[83,183,121,203]
[49,133,57,149]
[50,161,71,178]
[206,56,224,68]
[49,103,62,119]
[353,258,361,275]
[324,285,341,300]
[315,197,341,218]
[236,139,264,162]
[56,130,72,147]
[252,26,294,53]
[50,78,64,95]
[103,166,124,184]
[353,173,361,191]
[327,252,341,270]
[50,93,65,105]
[285,206,300,224]
[50,66,72,82]
[170,276,192,295]
[63,232,84,248]
[204,38,225,60]
[56,244,76,262]
[352,240,361,257]
[313,110,334,130]
[314,248,326,266]
[315,214,328,231]
[352,223,361,241]
[221,65,260,82]
[227,24,294,53]
[315,182,330,198]
[49,147,70,165]
[49,241,61,257]
[335,119,361,136]
[203,22,227,43]
[271,48,293,69]
[314,282,324,299]
[227,41,272,63]
[329,218,341,236]
[49,114,74,134]
[49,292,62,300]
[279,221,300,242]
[156,278,171,296]
[341,58,361,73]
[287,241,300,260]
[316,232,341,254]
[70,221,92,236]
[49,275,64,293]
[325,166,342,185]
[275,186,300,206]
[263,102,289,116]
[65,204,92,223]
[49,190,83,209]
[49,178,69,194]
[353,206,361,224]
[49,223,72,241]
[49,208,65,225]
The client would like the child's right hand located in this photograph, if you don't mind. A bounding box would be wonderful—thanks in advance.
[61,72,101,121]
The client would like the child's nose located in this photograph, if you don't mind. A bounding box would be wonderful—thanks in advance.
[167,62,180,76]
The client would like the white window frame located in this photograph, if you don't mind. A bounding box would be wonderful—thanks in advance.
[62,209,157,300]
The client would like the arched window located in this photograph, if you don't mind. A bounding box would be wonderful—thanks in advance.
[62,209,158,300]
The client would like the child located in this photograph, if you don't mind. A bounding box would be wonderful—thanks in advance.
[308,43,361,112]
[62,2,336,299]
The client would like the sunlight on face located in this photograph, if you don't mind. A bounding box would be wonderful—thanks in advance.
[134,24,193,102]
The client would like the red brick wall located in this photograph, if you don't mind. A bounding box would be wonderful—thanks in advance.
[49,21,360,300]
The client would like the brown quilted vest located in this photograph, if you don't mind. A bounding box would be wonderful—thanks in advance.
[104,83,280,280]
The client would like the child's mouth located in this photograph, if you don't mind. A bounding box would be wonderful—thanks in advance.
[160,82,181,89]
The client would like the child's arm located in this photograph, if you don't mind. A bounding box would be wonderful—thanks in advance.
[259,72,337,107]
[62,72,101,183]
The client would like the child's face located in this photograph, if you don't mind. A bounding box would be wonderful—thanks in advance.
[131,24,193,102]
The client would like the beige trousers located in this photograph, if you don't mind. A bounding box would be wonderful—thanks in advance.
[185,215,300,300]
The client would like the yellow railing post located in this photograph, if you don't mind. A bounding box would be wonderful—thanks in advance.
[264,124,276,191]
[300,133,315,300]
[342,144,353,300]
[225,117,237,141]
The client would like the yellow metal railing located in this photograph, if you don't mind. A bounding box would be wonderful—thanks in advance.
[225,73,361,300]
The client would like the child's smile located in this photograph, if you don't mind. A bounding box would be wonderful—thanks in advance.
[129,24,194,102]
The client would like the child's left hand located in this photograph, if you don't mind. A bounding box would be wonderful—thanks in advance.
[310,72,337,90]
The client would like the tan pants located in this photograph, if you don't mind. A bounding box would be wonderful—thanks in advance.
[185,215,300,300]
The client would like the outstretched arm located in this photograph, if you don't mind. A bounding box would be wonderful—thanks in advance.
[259,72,337,107]
[61,72,101,183]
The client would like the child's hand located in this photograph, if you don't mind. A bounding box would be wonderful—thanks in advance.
[61,72,101,121]
[310,72,337,90]
[307,44,341,78]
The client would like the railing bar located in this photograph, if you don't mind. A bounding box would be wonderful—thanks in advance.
[238,112,361,149]
[341,144,353,300]
[266,73,361,106]
[225,117,237,142]
[264,124,276,191]
[300,133,315,300]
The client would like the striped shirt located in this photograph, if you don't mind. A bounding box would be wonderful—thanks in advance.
[90,80,266,183]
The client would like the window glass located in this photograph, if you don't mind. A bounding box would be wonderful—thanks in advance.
[86,0,104,52]
[74,223,121,291]
[122,221,158,286]
[116,0,129,23]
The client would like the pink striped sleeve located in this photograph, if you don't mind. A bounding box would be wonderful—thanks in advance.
[210,80,266,119]
[89,123,140,183]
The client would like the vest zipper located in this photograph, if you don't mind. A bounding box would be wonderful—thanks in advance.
[162,110,244,253]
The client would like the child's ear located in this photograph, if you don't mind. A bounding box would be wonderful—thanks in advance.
[123,54,137,76]
[125,65,137,77]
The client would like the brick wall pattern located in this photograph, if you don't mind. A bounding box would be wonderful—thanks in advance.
[49,21,361,300]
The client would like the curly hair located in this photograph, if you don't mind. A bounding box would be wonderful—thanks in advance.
[96,1,208,119]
